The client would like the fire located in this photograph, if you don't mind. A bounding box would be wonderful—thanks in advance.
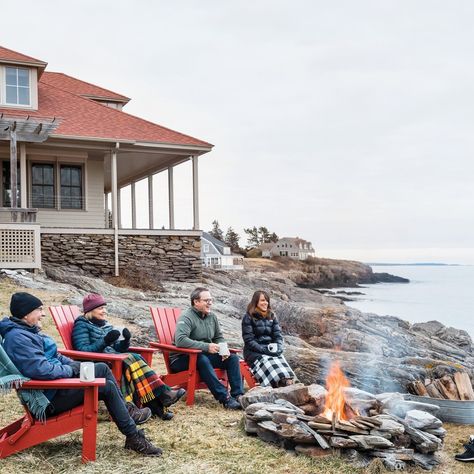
[321,360,357,421]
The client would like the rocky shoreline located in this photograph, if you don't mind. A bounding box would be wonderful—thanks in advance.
[1,258,471,397]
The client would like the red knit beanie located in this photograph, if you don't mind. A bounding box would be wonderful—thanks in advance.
[82,293,107,313]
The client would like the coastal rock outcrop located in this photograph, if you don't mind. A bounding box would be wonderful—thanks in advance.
[2,260,471,396]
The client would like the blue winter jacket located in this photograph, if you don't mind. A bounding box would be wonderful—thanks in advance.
[72,315,130,354]
[0,317,75,399]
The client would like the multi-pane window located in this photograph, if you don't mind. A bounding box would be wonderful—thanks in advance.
[31,164,55,208]
[1,161,20,206]
[60,165,82,209]
[5,67,30,106]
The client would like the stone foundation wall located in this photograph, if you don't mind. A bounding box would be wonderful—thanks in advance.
[41,233,202,281]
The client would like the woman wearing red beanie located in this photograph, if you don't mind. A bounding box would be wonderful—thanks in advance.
[72,293,185,420]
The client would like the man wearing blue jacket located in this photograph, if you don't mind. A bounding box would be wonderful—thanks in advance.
[0,292,162,456]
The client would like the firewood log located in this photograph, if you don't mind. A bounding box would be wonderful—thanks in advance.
[439,375,460,400]
[425,383,443,399]
[433,379,452,399]
[454,372,474,400]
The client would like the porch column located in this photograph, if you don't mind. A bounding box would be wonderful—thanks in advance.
[148,175,154,229]
[117,188,122,229]
[131,182,136,229]
[168,166,175,229]
[111,146,119,276]
[9,128,18,210]
[104,193,109,228]
[192,155,199,230]
[20,143,27,208]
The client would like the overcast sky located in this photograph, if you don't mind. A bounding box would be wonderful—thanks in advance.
[3,1,474,263]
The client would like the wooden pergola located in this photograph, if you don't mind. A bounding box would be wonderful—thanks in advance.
[0,114,60,221]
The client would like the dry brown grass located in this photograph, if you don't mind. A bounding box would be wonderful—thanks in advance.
[0,277,473,473]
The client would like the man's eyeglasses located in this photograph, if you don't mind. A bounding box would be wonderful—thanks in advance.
[200,298,213,304]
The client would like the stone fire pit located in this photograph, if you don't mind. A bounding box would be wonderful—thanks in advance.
[241,384,444,471]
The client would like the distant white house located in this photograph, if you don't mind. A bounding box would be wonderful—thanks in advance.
[261,237,315,260]
[201,232,244,270]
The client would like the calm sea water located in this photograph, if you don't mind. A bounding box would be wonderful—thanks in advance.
[339,265,474,339]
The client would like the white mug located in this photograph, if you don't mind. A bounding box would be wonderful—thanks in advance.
[80,362,95,382]
[218,342,230,356]
[268,343,278,353]
[114,326,125,341]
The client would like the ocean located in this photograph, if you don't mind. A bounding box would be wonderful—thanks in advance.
[339,265,474,339]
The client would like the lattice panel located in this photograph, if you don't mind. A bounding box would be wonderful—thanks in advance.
[0,228,40,268]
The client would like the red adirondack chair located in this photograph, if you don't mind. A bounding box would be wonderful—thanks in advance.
[0,377,105,463]
[149,307,256,406]
[49,305,157,382]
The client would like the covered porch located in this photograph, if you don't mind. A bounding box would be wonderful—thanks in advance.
[0,115,211,278]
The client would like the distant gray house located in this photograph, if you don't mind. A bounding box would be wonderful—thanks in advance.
[261,237,315,260]
[201,232,243,270]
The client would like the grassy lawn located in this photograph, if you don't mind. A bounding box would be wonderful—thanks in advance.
[0,277,472,473]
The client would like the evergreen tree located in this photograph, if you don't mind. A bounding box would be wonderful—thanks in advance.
[209,220,224,241]
[225,227,241,253]
[244,226,260,247]
[268,232,279,243]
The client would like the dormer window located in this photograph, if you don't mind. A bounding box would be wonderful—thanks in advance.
[5,67,30,105]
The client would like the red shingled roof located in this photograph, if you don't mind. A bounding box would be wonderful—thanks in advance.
[0,45,211,148]
[41,72,130,103]
[0,81,211,147]
[0,45,47,66]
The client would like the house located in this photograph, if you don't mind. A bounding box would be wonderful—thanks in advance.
[201,232,243,270]
[260,242,274,258]
[0,45,213,280]
[261,237,315,260]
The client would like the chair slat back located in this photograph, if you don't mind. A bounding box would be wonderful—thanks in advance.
[49,305,81,350]
[149,307,181,345]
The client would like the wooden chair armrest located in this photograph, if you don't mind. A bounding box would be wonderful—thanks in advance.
[128,346,158,354]
[22,378,106,389]
[149,342,202,354]
[58,349,128,362]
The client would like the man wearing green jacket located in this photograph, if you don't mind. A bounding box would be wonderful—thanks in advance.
[170,287,243,409]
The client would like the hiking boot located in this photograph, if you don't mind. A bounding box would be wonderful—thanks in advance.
[144,398,175,420]
[158,388,186,407]
[126,402,152,425]
[455,436,474,462]
[125,429,163,456]
[222,396,242,410]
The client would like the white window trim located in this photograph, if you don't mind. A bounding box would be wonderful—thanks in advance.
[203,243,210,253]
[0,66,38,109]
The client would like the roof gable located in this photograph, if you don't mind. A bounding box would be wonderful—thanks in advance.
[0,45,47,66]
[0,81,212,147]
[41,72,130,103]
[202,232,228,254]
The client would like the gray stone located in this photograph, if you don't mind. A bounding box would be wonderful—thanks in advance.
[349,435,394,450]
[330,436,358,448]
[404,410,442,430]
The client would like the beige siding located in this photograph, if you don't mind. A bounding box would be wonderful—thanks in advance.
[35,158,105,228]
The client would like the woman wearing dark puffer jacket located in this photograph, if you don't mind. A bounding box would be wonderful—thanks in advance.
[72,293,185,420]
[242,290,296,388]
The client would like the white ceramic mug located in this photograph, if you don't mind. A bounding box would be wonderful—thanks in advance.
[218,342,230,356]
[114,326,125,341]
[80,362,95,382]
[268,343,278,353]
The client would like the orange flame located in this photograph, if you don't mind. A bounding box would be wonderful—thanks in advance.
[321,360,356,421]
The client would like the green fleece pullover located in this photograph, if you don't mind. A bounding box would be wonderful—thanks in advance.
[170,307,225,363]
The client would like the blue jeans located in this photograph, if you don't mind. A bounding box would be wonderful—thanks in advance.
[170,353,244,402]
[47,362,137,437]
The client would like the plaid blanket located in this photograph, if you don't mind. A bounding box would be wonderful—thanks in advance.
[121,353,168,405]
[0,336,50,421]
[250,354,296,388]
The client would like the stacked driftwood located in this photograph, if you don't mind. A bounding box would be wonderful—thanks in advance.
[241,384,444,471]
[407,372,474,400]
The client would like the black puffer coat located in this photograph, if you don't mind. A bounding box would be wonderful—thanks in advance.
[242,312,284,365]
